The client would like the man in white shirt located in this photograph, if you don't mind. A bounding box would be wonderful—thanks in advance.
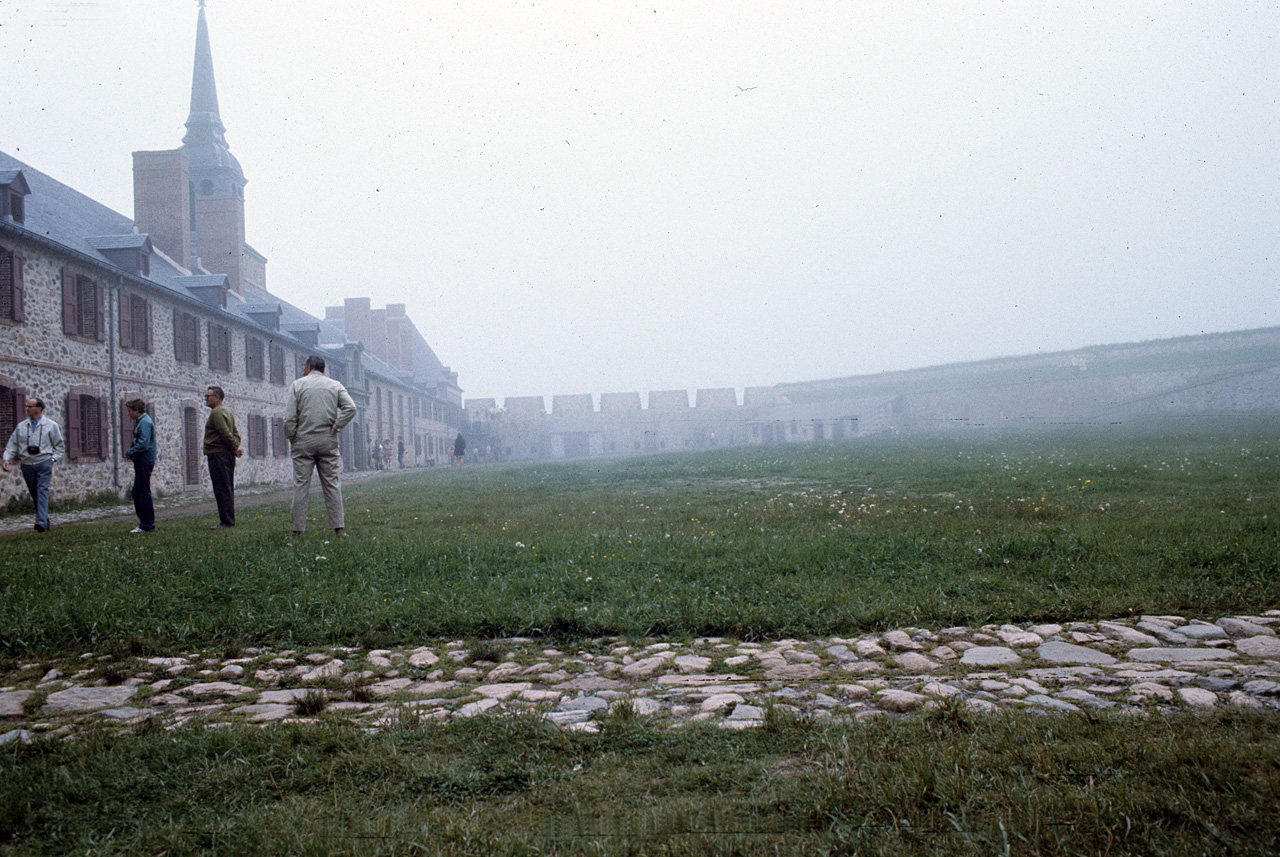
[2,397,66,532]
[284,355,357,537]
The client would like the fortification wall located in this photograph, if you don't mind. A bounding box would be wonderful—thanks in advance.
[462,327,1280,461]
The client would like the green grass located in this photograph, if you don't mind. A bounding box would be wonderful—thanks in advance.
[1,418,1276,656]
[0,419,1274,654]
[2,709,1278,855]
[2,418,1280,855]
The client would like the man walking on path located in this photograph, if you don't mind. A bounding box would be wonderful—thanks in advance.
[2,397,65,532]
[284,355,357,537]
[203,386,242,528]
[124,398,156,533]
[452,432,465,467]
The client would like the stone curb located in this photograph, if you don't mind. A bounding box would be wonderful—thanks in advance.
[3,612,1278,743]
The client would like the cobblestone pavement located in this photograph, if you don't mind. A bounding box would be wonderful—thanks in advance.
[3,613,1278,744]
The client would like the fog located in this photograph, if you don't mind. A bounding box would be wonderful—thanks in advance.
[4,1,1277,403]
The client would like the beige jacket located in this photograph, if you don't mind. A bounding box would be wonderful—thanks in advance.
[284,371,357,440]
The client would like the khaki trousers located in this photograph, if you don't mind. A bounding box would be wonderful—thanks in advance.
[290,432,344,531]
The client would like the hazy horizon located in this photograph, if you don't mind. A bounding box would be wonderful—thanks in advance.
[5,1,1276,403]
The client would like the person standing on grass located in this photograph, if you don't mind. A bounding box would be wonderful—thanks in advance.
[397,437,405,469]
[284,355,357,537]
[203,386,242,528]
[452,432,465,467]
[124,398,156,533]
[2,397,65,533]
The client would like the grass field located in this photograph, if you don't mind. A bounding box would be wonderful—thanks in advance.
[2,418,1277,655]
[2,418,1278,855]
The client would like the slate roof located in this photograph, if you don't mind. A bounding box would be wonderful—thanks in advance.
[85,234,152,251]
[1,149,454,394]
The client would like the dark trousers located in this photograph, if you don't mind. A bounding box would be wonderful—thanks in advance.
[132,458,155,531]
[20,460,52,530]
[207,452,236,526]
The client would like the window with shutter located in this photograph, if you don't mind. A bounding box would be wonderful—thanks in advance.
[60,270,102,340]
[120,294,151,352]
[174,310,201,364]
[0,384,24,443]
[134,296,151,352]
[92,280,105,341]
[269,344,285,385]
[119,290,133,349]
[209,323,232,372]
[182,406,201,485]
[120,399,137,457]
[246,413,267,458]
[65,391,82,461]
[272,417,289,457]
[246,336,264,380]
[62,268,78,335]
[66,388,107,460]
[0,245,23,323]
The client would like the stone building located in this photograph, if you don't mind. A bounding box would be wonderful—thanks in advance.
[0,5,458,508]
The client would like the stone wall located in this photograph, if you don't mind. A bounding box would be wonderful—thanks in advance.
[0,229,457,508]
[464,327,1280,462]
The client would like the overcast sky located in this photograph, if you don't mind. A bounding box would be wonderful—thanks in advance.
[3,1,1277,405]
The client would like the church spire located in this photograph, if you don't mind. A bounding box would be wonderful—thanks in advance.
[186,1,222,134]
[181,0,245,196]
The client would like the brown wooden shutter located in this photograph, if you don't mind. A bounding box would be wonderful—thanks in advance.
[0,248,18,322]
[11,253,21,322]
[183,406,200,485]
[97,398,109,459]
[142,299,152,352]
[119,291,133,350]
[173,308,184,360]
[65,392,81,461]
[121,400,135,456]
[0,386,18,442]
[62,268,78,335]
[94,281,105,341]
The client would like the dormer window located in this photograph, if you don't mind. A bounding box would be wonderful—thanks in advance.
[3,190,24,225]
[86,234,153,278]
[0,170,31,225]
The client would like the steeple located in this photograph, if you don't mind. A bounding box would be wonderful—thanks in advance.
[181,0,245,198]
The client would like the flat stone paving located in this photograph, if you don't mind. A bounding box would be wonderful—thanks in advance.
[3,612,1278,743]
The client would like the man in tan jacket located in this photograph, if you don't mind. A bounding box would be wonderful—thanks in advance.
[284,355,357,536]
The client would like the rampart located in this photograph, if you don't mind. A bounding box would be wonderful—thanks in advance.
[463,327,1280,462]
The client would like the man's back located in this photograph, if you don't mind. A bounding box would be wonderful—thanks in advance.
[286,372,356,439]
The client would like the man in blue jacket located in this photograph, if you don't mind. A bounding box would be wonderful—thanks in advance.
[124,398,157,533]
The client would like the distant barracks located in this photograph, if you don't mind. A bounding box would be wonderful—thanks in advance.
[0,6,460,509]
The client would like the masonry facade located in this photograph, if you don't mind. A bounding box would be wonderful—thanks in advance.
[0,6,459,509]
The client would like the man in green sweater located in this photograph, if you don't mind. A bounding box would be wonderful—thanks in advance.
[203,386,243,528]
